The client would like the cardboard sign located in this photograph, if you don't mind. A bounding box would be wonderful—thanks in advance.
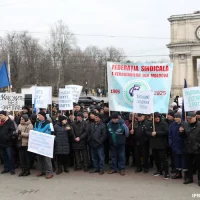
[59,88,73,110]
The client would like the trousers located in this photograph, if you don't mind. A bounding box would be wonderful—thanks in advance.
[37,155,53,174]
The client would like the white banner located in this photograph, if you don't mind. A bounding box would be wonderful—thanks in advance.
[65,85,82,103]
[59,88,73,110]
[0,93,24,111]
[183,87,200,112]
[28,130,55,158]
[34,87,52,108]
[133,90,154,114]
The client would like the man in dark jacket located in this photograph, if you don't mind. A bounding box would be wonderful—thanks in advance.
[0,111,16,175]
[71,112,88,171]
[180,112,200,186]
[107,112,129,176]
[169,112,188,180]
[134,113,151,173]
[147,112,169,179]
[88,113,107,175]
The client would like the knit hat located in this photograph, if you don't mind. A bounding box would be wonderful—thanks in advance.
[22,114,29,122]
[168,111,175,117]
[196,111,200,115]
[174,112,182,119]
[58,115,67,123]
[77,112,83,118]
[111,112,119,119]
[154,112,161,118]
[0,111,7,116]
[38,111,47,119]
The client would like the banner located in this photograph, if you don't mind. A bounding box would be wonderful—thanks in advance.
[107,62,173,113]
[28,130,55,158]
[183,87,200,112]
[59,88,73,110]
[133,90,154,114]
[0,93,24,111]
[34,87,52,108]
[65,85,82,103]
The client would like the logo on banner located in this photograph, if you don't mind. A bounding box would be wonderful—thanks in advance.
[123,80,151,105]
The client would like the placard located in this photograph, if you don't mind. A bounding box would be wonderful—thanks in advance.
[59,88,73,110]
[65,85,82,103]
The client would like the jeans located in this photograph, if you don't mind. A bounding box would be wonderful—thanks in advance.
[37,155,53,174]
[19,146,30,169]
[2,147,15,172]
[91,146,105,170]
[110,144,126,171]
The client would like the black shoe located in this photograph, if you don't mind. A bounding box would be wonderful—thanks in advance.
[19,169,25,177]
[23,170,30,176]
[56,168,63,175]
[153,171,163,176]
[172,171,182,179]
[143,169,148,173]
[99,170,104,175]
[84,167,89,172]
[183,179,193,184]
[89,169,99,173]
[10,171,15,175]
[135,168,142,173]
[164,173,170,180]
[64,168,70,173]
[1,170,9,174]
[198,180,200,187]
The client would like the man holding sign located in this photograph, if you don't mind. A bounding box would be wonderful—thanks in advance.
[34,111,53,179]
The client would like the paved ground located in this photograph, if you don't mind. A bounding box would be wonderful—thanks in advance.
[0,167,199,200]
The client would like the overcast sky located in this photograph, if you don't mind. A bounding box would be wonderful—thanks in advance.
[0,0,199,61]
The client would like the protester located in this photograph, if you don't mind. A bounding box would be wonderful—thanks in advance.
[0,111,16,175]
[107,112,129,176]
[83,110,89,121]
[54,115,74,175]
[17,114,33,176]
[88,113,107,175]
[147,112,169,179]
[180,112,200,186]
[169,113,188,180]
[34,111,53,179]
[71,112,88,171]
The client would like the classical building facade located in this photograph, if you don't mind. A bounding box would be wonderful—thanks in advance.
[167,12,200,96]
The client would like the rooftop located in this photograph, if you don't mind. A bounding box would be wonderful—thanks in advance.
[169,11,200,22]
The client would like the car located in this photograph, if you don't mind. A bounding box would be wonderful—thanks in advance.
[78,96,104,106]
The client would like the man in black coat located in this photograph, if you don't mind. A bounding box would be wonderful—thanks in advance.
[180,112,200,186]
[88,113,107,175]
[71,112,88,171]
[147,112,169,179]
[133,113,151,173]
[0,111,16,175]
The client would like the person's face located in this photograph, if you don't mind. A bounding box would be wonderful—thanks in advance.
[167,115,174,121]
[83,112,88,118]
[196,115,200,119]
[155,116,160,123]
[37,114,45,121]
[75,106,81,112]
[174,117,181,124]
[95,109,99,113]
[0,114,6,121]
[187,116,196,124]
[137,115,145,122]
[100,109,104,114]
[77,116,82,121]
[62,119,67,125]
[90,113,95,120]
[23,109,28,114]
[95,116,100,123]
[104,107,109,113]
[112,118,118,123]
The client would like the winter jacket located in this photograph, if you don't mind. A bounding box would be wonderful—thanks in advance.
[134,120,151,145]
[169,122,185,154]
[17,120,33,147]
[182,120,200,154]
[54,122,74,155]
[71,120,88,150]
[87,121,107,148]
[34,120,51,134]
[0,117,16,148]
[147,120,168,149]
[107,119,129,146]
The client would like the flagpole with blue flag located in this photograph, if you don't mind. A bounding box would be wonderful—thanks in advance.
[0,61,10,89]
[182,78,187,121]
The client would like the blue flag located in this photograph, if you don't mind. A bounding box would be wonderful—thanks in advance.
[182,79,187,121]
[0,62,10,88]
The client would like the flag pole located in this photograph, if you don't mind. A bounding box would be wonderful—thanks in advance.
[7,54,12,93]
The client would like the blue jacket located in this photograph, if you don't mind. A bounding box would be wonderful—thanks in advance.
[34,120,51,134]
[169,121,185,154]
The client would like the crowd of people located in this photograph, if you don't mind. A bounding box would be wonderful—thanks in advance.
[0,101,200,187]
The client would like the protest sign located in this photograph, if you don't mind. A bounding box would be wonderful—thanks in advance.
[59,88,73,110]
[34,87,52,108]
[28,130,55,158]
[0,93,24,111]
[65,85,82,103]
[183,87,200,112]
[107,62,173,113]
[133,90,154,114]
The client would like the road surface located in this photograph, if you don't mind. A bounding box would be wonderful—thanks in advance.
[0,167,199,200]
